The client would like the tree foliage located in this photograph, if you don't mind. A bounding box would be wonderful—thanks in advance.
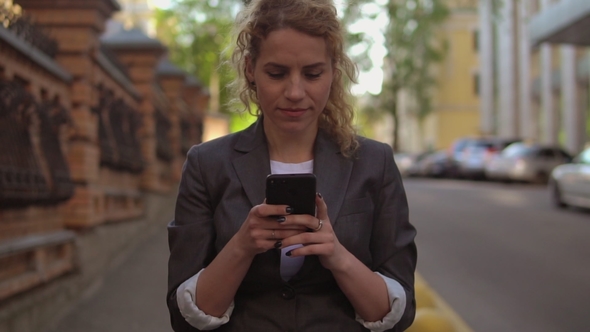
[153,0,450,144]
[343,0,449,150]
[381,0,449,151]
[153,0,243,115]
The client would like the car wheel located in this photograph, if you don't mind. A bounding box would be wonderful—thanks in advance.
[550,180,566,208]
[534,171,549,184]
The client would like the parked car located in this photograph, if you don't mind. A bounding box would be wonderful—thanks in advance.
[404,151,434,177]
[394,152,416,177]
[417,150,456,178]
[485,142,572,183]
[447,137,477,178]
[457,137,522,179]
[449,137,474,163]
[549,146,590,209]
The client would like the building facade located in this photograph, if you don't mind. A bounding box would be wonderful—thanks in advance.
[395,0,589,155]
[480,0,589,155]
[396,0,481,153]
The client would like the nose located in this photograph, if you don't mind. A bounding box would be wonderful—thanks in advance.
[284,76,305,101]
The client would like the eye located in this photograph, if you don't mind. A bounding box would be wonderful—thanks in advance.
[267,72,284,79]
[305,72,322,79]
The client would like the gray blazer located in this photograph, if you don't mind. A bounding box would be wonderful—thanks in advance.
[167,119,417,331]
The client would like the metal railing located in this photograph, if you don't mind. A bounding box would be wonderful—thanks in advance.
[92,87,145,173]
[0,0,58,58]
[0,80,74,207]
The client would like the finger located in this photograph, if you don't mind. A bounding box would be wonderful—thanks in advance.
[274,214,315,227]
[315,193,328,220]
[280,231,331,248]
[272,229,307,240]
[253,203,293,218]
[285,243,333,257]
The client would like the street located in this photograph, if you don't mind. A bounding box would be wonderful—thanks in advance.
[45,178,590,332]
[405,178,590,332]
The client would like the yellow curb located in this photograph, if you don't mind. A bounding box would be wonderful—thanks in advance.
[412,273,474,332]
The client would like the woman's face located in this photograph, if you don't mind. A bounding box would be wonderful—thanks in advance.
[247,28,334,138]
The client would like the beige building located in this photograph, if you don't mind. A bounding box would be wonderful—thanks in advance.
[390,0,589,155]
[395,1,481,153]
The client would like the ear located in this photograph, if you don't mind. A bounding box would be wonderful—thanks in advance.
[245,56,255,83]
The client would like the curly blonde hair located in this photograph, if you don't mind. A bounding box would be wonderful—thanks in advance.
[230,0,359,156]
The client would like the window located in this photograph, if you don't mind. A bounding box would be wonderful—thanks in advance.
[473,73,480,96]
[473,30,479,51]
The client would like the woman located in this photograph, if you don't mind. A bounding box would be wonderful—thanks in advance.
[167,0,417,331]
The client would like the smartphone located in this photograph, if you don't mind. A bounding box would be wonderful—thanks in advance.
[265,173,316,216]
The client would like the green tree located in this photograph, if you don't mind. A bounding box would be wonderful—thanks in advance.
[153,0,243,115]
[380,0,449,151]
[337,0,449,150]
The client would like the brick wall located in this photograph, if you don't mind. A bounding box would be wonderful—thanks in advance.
[0,0,207,330]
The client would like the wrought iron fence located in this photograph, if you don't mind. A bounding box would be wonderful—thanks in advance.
[155,108,174,162]
[0,0,58,58]
[36,101,75,203]
[180,116,203,155]
[0,80,73,207]
[109,99,144,173]
[93,88,118,167]
[92,87,145,173]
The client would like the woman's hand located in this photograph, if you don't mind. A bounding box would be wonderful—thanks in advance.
[234,202,308,257]
[278,193,350,272]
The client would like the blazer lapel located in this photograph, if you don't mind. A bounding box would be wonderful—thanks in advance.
[232,119,271,207]
[290,130,353,283]
[313,130,353,228]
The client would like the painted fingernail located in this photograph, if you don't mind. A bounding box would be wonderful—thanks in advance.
[285,206,293,214]
[285,250,293,257]
[317,192,323,199]
[274,240,282,248]
[277,216,286,223]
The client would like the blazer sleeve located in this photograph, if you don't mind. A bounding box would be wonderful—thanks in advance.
[167,145,216,332]
[371,143,417,331]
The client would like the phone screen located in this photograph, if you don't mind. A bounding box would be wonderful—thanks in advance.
[266,173,316,216]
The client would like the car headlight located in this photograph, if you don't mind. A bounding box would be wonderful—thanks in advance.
[514,159,526,172]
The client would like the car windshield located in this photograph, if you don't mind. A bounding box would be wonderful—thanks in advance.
[502,143,533,158]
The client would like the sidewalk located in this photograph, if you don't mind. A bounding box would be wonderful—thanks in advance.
[44,228,470,332]
[45,229,172,332]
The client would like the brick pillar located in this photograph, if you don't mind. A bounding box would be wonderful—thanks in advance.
[157,59,187,182]
[196,90,211,119]
[101,29,167,192]
[184,76,204,119]
[184,77,206,145]
[15,0,120,227]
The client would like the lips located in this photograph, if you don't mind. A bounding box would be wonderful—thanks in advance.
[279,108,308,117]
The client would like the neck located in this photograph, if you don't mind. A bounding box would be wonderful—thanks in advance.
[265,128,316,163]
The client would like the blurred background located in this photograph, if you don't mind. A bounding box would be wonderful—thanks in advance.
[0,0,589,332]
